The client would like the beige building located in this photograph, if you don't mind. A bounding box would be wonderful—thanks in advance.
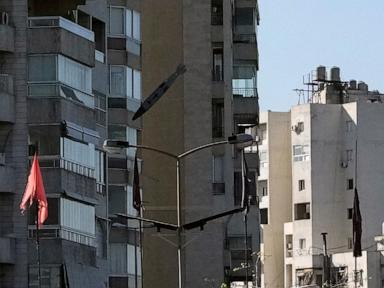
[260,67,384,288]
[141,0,260,288]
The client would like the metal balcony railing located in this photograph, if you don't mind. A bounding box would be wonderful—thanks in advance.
[233,87,258,98]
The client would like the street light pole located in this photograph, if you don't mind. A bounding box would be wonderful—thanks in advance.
[104,134,254,288]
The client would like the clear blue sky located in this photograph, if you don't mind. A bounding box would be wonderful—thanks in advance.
[258,0,384,111]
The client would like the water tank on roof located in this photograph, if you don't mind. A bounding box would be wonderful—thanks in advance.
[330,66,340,82]
[349,80,357,90]
[358,81,368,91]
[316,66,326,81]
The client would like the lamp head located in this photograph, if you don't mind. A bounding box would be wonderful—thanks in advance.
[103,139,130,154]
[228,133,254,149]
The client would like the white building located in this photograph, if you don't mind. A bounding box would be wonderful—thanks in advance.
[259,67,384,288]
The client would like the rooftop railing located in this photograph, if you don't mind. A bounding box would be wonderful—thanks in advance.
[28,16,95,42]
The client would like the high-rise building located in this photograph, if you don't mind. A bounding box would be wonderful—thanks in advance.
[141,1,260,287]
[259,67,384,288]
[0,0,142,287]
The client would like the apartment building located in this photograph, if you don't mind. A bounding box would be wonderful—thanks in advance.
[0,0,142,287]
[141,1,260,287]
[259,67,384,288]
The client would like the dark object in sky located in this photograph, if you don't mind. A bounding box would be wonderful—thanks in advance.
[353,188,362,257]
[132,64,187,120]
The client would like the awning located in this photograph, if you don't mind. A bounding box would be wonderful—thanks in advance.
[61,120,99,145]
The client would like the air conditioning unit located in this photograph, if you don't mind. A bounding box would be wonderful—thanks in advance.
[340,161,348,168]
[0,153,5,166]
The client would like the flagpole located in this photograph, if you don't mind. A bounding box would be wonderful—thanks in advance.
[139,207,144,288]
[35,203,41,288]
[354,139,358,288]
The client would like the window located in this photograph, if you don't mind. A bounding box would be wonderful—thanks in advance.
[347,178,354,190]
[293,145,310,162]
[211,0,223,25]
[212,47,223,81]
[347,208,353,219]
[260,208,268,224]
[109,185,137,216]
[60,198,95,245]
[109,7,125,35]
[95,150,105,193]
[109,65,141,107]
[61,137,95,169]
[28,55,93,108]
[213,155,224,183]
[259,151,268,168]
[109,243,141,276]
[297,122,304,132]
[258,180,268,197]
[298,179,305,191]
[235,7,254,26]
[346,120,354,132]
[299,238,306,249]
[294,203,310,220]
[95,91,106,126]
[212,99,224,138]
[346,149,353,161]
[126,127,137,158]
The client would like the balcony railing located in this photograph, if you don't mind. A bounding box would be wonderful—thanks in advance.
[28,16,95,42]
[233,87,258,98]
[28,82,95,109]
[233,33,256,43]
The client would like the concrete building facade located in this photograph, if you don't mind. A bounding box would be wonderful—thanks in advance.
[0,0,143,287]
[260,67,384,288]
[141,1,260,288]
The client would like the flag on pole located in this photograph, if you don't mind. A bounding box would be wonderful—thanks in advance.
[20,154,48,228]
[133,153,141,213]
[353,188,362,257]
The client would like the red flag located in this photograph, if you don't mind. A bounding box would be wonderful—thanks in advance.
[20,154,48,228]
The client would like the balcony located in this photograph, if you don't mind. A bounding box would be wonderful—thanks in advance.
[0,74,14,123]
[0,24,15,52]
[233,93,259,126]
[28,17,95,67]
[0,237,15,264]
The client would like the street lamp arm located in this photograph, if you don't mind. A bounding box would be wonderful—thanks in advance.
[116,213,178,231]
[178,140,228,159]
[182,207,245,230]
[128,144,179,159]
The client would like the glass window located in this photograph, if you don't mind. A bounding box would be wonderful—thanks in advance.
[125,9,132,38]
[260,208,268,224]
[132,10,141,41]
[347,178,354,190]
[108,125,127,140]
[110,7,125,35]
[294,203,311,220]
[110,66,126,97]
[299,179,305,191]
[126,127,137,158]
[213,155,224,183]
[235,8,254,26]
[61,137,95,169]
[95,150,105,185]
[293,145,310,162]
[133,70,141,100]
[58,55,92,94]
[28,55,56,82]
[347,208,353,219]
[299,238,306,249]
[60,198,95,236]
[212,47,223,81]
[258,180,268,196]
[212,100,224,138]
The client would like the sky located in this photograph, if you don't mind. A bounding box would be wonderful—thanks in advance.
[258,0,384,111]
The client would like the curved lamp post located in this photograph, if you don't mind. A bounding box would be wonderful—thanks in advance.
[104,134,254,288]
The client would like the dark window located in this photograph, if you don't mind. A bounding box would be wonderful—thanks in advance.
[258,180,268,196]
[212,99,224,138]
[212,47,224,81]
[298,179,305,191]
[347,178,354,190]
[347,208,353,219]
[109,185,127,214]
[28,198,59,225]
[294,203,310,220]
[260,208,268,224]
[211,0,223,25]
[235,8,254,26]
[108,97,127,109]
[234,171,257,206]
